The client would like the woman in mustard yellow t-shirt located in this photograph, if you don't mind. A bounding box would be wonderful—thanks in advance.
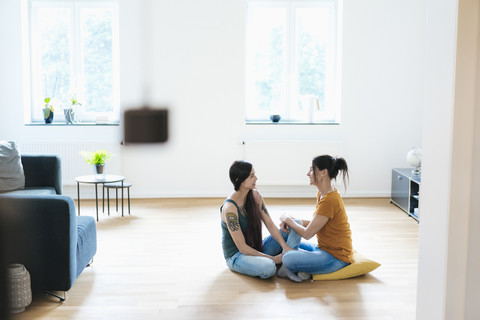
[278,155,353,281]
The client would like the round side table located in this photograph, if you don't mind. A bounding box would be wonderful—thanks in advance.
[103,182,133,216]
[75,175,125,221]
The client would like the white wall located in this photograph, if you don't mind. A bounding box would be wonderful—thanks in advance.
[0,0,426,198]
[416,0,457,317]
[417,0,480,318]
[466,27,480,317]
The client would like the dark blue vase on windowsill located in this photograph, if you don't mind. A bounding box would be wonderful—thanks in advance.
[270,114,281,123]
[43,108,54,124]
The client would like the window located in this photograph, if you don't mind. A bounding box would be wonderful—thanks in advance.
[27,0,120,123]
[246,0,341,124]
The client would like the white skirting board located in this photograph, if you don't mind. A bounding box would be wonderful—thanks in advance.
[242,140,344,185]
[59,187,389,200]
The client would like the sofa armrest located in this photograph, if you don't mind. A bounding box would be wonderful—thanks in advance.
[0,194,77,292]
[21,155,62,195]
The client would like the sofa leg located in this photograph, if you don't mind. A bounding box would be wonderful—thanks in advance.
[87,257,94,267]
[45,291,67,302]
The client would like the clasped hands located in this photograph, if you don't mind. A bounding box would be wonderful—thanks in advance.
[279,213,294,233]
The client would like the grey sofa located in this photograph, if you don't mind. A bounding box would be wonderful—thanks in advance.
[0,155,97,300]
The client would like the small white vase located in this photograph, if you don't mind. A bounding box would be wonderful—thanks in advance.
[64,108,76,124]
[7,264,32,313]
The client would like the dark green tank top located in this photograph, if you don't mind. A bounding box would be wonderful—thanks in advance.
[220,199,248,259]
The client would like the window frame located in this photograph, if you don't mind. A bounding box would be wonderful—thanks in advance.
[26,0,120,124]
[245,0,341,124]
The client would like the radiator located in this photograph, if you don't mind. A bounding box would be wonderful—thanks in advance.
[243,140,344,185]
[18,142,122,185]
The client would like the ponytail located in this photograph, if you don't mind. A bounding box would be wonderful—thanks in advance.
[312,155,349,188]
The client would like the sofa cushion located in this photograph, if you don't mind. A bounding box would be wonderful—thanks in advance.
[0,141,25,192]
[0,187,57,196]
[0,141,25,191]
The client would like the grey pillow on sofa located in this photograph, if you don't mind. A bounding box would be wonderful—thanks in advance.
[0,141,25,191]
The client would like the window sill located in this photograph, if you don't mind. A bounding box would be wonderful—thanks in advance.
[246,121,339,125]
[26,121,119,126]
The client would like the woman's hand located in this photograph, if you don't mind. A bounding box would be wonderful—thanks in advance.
[282,245,294,253]
[280,213,295,233]
[280,213,295,225]
[271,253,284,264]
[279,221,290,233]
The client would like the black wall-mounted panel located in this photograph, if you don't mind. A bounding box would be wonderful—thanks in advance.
[123,108,168,144]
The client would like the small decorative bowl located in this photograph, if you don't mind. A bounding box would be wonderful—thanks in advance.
[270,115,281,123]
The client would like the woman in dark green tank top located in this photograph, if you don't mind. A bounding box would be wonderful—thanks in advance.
[220,160,302,280]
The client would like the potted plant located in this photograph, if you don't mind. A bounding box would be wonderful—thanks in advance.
[43,98,54,124]
[43,76,57,124]
[64,94,82,124]
[80,149,113,178]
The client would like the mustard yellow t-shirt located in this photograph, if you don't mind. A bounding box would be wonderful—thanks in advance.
[314,189,353,264]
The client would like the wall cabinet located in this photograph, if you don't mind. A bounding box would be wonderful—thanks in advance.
[391,168,420,221]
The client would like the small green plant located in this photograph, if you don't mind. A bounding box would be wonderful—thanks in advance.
[43,97,54,118]
[69,94,82,108]
[43,76,57,118]
[80,149,113,166]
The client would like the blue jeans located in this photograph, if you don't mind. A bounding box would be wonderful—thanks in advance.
[282,241,349,274]
[225,222,302,279]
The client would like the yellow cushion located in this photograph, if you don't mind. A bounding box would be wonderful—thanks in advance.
[312,251,380,280]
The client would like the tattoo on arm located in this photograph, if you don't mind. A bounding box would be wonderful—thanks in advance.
[226,212,240,232]
[261,201,270,217]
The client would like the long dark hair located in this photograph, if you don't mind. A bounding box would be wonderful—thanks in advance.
[312,155,350,188]
[229,160,263,252]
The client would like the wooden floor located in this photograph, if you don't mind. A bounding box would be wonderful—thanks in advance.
[11,198,418,320]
